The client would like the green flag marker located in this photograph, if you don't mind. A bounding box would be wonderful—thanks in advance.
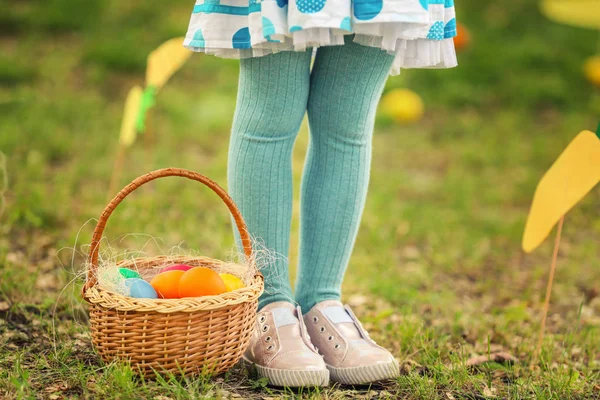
[135,85,157,133]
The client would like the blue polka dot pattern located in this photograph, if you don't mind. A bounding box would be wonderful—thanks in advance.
[184,0,459,73]
[340,17,352,31]
[297,0,326,14]
[444,18,456,38]
[262,16,276,37]
[426,21,444,40]
[189,29,205,47]
[232,27,251,49]
[354,0,383,21]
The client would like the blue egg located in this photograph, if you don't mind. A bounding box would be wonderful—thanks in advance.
[124,278,158,299]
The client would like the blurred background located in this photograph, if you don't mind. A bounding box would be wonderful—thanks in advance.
[0,0,599,398]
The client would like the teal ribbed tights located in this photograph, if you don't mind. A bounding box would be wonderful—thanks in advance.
[228,37,394,311]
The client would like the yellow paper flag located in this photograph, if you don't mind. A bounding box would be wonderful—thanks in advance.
[119,86,143,148]
[540,0,600,30]
[146,37,192,90]
[523,130,600,253]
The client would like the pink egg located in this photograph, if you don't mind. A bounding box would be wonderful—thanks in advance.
[160,264,195,273]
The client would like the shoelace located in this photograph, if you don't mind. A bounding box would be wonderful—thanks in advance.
[344,305,377,345]
[297,305,319,352]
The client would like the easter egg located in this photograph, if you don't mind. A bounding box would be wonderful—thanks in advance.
[584,56,600,88]
[179,267,226,298]
[453,23,471,52]
[380,89,424,123]
[150,270,185,299]
[118,268,141,279]
[125,278,158,299]
[98,268,128,295]
[219,273,245,292]
[160,264,195,273]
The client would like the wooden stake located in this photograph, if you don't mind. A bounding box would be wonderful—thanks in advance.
[107,145,126,202]
[531,214,565,368]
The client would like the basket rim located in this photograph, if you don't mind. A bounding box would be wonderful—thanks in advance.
[84,168,257,293]
[84,273,263,313]
[108,254,255,273]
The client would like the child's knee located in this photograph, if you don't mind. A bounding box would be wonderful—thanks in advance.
[233,97,307,141]
[307,104,374,146]
[234,112,304,142]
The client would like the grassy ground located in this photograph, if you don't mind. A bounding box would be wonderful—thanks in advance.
[1,0,600,398]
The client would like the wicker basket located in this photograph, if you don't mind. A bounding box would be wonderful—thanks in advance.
[82,168,263,377]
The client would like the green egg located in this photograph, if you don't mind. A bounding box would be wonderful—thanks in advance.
[118,268,141,279]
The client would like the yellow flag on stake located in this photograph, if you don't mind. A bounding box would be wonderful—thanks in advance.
[523,130,600,253]
[146,37,192,90]
[119,86,143,148]
[540,0,600,30]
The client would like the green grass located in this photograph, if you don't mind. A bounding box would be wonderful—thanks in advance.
[1,0,600,398]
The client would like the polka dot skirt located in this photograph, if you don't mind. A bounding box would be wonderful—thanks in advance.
[183,0,458,75]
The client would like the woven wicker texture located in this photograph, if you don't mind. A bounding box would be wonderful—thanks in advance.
[82,168,264,376]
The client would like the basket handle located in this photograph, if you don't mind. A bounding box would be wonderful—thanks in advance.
[83,168,253,291]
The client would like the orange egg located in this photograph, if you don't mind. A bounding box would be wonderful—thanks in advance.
[150,270,185,299]
[453,23,471,52]
[179,267,226,298]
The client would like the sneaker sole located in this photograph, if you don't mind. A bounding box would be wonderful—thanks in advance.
[328,360,400,385]
[242,357,330,387]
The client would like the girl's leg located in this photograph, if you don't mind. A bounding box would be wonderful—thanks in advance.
[228,50,312,310]
[295,36,394,311]
[296,37,399,385]
[230,52,330,387]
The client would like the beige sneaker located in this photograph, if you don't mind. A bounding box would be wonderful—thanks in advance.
[242,301,329,387]
[303,300,399,385]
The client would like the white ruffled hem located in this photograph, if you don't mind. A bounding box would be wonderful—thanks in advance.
[183,31,457,75]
